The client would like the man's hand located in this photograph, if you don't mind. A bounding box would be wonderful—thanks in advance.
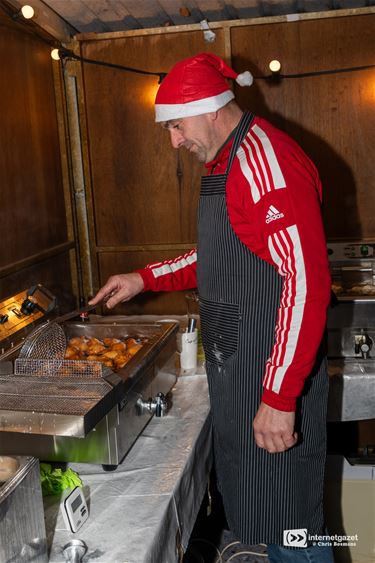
[252,402,298,453]
[88,273,144,309]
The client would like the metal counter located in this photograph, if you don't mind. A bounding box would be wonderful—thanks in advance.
[44,373,212,563]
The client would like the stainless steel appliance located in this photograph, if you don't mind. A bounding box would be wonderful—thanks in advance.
[327,241,375,422]
[0,456,48,563]
[0,287,179,466]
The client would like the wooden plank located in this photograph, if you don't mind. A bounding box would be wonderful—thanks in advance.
[122,0,170,27]
[62,65,98,300]
[74,6,375,40]
[96,244,196,252]
[260,0,298,16]
[157,0,198,25]
[231,14,375,239]
[0,242,75,278]
[43,0,112,33]
[193,0,234,21]
[5,0,77,41]
[295,0,333,14]
[0,26,69,267]
[223,0,262,19]
[79,0,140,31]
[52,62,80,299]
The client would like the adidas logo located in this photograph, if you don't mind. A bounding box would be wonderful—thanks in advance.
[266,205,284,224]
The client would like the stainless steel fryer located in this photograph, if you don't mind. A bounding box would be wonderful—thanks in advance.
[0,311,178,466]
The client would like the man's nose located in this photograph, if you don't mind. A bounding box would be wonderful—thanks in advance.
[169,128,184,149]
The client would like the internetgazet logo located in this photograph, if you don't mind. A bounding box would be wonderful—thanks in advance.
[283,529,307,547]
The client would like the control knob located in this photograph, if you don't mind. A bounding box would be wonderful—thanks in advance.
[21,298,37,315]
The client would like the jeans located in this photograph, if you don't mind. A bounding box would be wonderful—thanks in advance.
[267,543,335,562]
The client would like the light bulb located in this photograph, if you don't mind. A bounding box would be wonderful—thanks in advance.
[51,49,60,61]
[269,60,281,73]
[21,5,34,19]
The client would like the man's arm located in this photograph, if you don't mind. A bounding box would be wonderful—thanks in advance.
[137,248,197,292]
[229,119,331,452]
[89,248,197,308]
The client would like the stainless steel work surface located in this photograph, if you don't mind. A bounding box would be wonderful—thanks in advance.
[44,374,212,563]
[328,359,375,421]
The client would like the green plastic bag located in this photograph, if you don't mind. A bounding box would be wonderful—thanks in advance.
[40,463,82,496]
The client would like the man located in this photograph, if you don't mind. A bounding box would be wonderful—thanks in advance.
[90,53,333,562]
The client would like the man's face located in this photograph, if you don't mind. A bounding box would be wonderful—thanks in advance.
[162,114,216,163]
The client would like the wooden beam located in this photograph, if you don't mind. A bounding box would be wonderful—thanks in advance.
[5,0,77,42]
[74,6,375,42]
[0,242,75,278]
[96,244,197,253]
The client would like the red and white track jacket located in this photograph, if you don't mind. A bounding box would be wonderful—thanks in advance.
[137,116,331,412]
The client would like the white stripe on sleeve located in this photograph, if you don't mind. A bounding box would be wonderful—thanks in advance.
[236,145,261,203]
[252,124,286,190]
[266,225,307,393]
[151,250,197,279]
[245,134,271,194]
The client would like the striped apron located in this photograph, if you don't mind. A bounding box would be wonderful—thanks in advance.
[197,111,328,545]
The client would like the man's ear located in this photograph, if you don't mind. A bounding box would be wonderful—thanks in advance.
[208,111,219,121]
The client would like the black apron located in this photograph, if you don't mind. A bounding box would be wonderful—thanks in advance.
[197,111,328,545]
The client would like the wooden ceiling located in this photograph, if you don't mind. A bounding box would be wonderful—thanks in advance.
[12,0,374,37]
[39,1,369,34]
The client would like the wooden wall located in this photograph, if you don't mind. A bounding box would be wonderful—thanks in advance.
[79,30,226,313]
[231,13,375,240]
[0,14,74,306]
[75,12,374,314]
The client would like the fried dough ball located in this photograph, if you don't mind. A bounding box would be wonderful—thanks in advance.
[68,336,84,348]
[65,345,80,359]
[114,353,131,370]
[65,351,81,361]
[68,336,89,353]
[86,339,106,355]
[101,350,119,360]
[101,359,115,369]
[65,335,144,371]
[127,343,143,356]
[111,342,127,352]
[85,354,102,362]
[103,337,120,347]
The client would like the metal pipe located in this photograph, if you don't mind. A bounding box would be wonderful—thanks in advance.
[63,539,87,563]
[63,66,94,300]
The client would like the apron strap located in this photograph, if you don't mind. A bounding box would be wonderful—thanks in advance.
[226,111,254,174]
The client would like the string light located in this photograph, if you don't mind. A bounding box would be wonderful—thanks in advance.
[51,48,166,83]
[254,63,375,81]
[20,5,34,19]
[269,60,281,73]
[0,2,374,84]
[50,48,60,61]
[47,48,375,85]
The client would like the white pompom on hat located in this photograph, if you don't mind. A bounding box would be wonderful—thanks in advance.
[155,52,253,122]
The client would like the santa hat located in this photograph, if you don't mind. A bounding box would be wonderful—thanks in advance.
[155,52,253,122]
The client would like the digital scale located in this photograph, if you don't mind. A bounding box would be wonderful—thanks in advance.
[60,487,89,533]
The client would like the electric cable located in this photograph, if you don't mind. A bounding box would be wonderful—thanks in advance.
[255,63,375,80]
[226,550,268,561]
[58,49,166,82]
[214,540,268,562]
[218,540,240,557]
